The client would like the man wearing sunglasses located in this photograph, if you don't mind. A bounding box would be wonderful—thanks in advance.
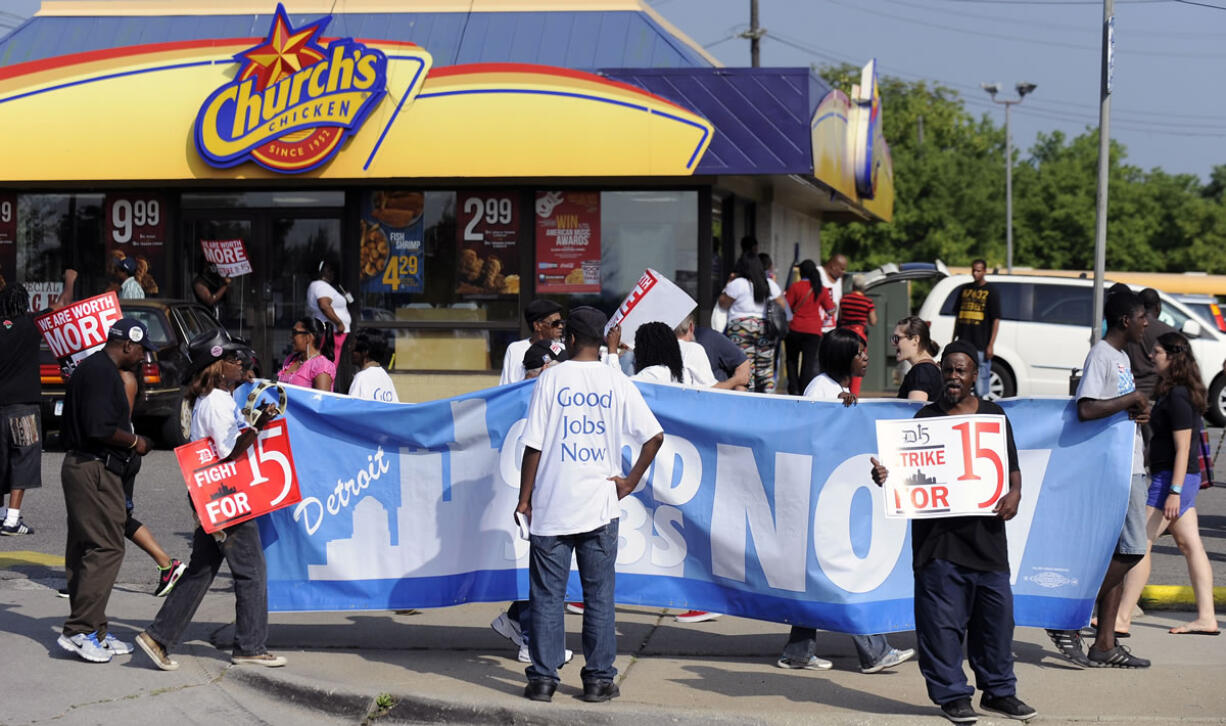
[499,300,566,385]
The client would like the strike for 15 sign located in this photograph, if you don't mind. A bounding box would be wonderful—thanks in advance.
[175,419,302,534]
[876,414,1009,519]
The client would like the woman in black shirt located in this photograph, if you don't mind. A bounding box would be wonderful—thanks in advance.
[1117,332,1219,636]
[893,316,943,402]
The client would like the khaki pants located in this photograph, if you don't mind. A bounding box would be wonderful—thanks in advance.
[62,453,126,639]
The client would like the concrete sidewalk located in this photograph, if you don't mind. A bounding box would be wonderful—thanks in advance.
[4,574,1224,726]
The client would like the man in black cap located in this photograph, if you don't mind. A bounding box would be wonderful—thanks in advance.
[57,317,157,663]
[500,299,564,384]
[115,257,145,300]
[516,306,663,703]
[871,340,1037,724]
[522,338,568,379]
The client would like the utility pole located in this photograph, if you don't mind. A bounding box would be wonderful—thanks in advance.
[741,0,765,67]
[1091,0,1114,344]
[982,81,1037,274]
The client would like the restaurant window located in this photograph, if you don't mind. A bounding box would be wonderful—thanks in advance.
[8,194,105,310]
[355,189,520,372]
[537,190,699,313]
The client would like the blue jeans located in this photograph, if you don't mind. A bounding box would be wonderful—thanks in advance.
[527,519,619,684]
[781,626,892,670]
[147,520,269,656]
[976,351,992,398]
[914,559,1016,705]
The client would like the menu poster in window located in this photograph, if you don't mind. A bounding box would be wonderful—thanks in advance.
[105,193,166,296]
[0,193,16,287]
[535,191,600,293]
[456,192,520,298]
[360,191,424,294]
[26,282,64,313]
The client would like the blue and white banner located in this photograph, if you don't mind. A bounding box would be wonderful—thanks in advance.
[254,382,1134,633]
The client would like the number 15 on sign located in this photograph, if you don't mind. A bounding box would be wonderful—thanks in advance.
[875,414,1008,519]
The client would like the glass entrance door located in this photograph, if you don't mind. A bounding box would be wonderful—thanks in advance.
[182,209,342,379]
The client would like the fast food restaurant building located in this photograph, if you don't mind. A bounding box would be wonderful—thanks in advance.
[0,0,893,399]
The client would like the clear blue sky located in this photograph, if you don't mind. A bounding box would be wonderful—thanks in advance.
[3,0,1222,179]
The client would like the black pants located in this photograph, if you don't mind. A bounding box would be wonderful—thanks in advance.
[914,558,1017,706]
[784,331,822,395]
[62,454,126,639]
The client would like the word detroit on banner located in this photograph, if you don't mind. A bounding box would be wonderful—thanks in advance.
[246,382,1134,634]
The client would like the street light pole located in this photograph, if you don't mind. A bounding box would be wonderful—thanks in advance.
[1091,1,1114,345]
[982,82,1037,274]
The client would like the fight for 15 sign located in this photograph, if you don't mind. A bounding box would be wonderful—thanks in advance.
[875,414,1009,519]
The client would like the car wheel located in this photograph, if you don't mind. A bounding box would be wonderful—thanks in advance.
[160,394,192,448]
[1208,375,1226,427]
[987,360,1016,401]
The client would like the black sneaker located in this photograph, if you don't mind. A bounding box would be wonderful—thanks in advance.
[1046,628,1093,667]
[153,559,187,597]
[1087,643,1150,668]
[981,694,1038,721]
[0,518,33,535]
[940,698,978,723]
[523,679,556,702]
[581,680,620,703]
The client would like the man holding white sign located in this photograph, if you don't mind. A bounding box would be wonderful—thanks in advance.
[871,340,1036,724]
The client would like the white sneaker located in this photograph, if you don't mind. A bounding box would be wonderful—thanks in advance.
[775,654,833,671]
[861,647,915,674]
[565,602,584,615]
[518,644,574,664]
[490,612,524,648]
[102,633,134,655]
[57,632,113,663]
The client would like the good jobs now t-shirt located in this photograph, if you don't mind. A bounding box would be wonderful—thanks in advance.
[521,360,663,536]
[349,366,401,403]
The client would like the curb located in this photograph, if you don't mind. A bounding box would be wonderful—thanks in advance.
[225,666,376,721]
[1139,585,1226,610]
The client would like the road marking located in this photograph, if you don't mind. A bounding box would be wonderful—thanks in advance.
[1141,584,1226,608]
[0,550,64,568]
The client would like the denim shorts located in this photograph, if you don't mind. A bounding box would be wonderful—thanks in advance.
[1146,471,1199,519]
[1116,473,1149,556]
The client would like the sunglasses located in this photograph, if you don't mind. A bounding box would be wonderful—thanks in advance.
[891,334,904,345]
[291,329,310,337]
[543,319,565,328]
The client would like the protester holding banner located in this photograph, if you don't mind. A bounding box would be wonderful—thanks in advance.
[784,260,835,395]
[1115,332,1220,637]
[894,316,943,403]
[500,299,565,385]
[627,322,692,385]
[136,330,286,671]
[0,284,40,536]
[674,313,750,390]
[1047,290,1154,669]
[348,330,400,403]
[718,253,785,393]
[306,259,351,368]
[870,340,1038,724]
[516,306,664,704]
[782,327,914,674]
[192,260,231,320]
[57,318,157,663]
[278,317,336,392]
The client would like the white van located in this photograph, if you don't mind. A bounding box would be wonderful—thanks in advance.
[916,274,1226,424]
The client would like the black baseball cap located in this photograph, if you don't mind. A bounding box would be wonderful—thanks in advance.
[117,257,139,275]
[524,299,563,325]
[564,306,607,343]
[107,317,158,351]
[523,339,568,371]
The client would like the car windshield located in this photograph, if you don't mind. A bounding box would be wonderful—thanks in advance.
[120,308,172,346]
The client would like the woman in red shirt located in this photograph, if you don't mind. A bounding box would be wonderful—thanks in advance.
[784,260,835,395]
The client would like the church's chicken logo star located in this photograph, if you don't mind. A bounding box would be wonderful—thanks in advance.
[237,8,328,92]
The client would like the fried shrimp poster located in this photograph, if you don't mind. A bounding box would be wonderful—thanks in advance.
[535,191,601,294]
[360,190,425,294]
[456,192,520,298]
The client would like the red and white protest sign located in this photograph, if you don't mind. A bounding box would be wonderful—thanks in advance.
[175,419,301,534]
[876,414,1010,519]
[200,239,253,278]
[604,269,698,349]
[34,292,122,365]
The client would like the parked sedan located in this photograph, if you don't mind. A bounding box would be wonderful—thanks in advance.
[40,299,240,447]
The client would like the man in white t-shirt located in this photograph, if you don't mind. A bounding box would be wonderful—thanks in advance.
[818,254,848,334]
[500,299,565,385]
[516,306,664,704]
[348,331,400,403]
[674,312,750,390]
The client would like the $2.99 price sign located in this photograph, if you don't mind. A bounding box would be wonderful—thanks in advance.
[175,419,302,534]
[875,414,1009,519]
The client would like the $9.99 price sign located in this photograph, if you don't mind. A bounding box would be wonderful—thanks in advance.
[175,419,302,533]
[875,414,1009,519]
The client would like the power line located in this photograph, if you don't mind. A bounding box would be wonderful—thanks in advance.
[922,0,1166,5]
[1170,0,1226,9]
[886,0,1226,38]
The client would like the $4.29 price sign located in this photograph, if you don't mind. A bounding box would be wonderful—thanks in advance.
[175,419,302,534]
[875,414,1009,519]
[381,242,421,292]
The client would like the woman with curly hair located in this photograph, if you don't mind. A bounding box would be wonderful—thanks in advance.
[1115,331,1219,636]
[632,322,691,384]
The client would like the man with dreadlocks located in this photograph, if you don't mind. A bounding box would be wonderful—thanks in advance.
[0,284,42,535]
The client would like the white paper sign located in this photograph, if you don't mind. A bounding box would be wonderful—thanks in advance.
[25,281,63,312]
[876,414,1009,519]
[201,239,253,277]
[604,268,697,349]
